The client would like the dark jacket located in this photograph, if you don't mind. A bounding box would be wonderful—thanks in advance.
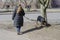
[12,6,25,27]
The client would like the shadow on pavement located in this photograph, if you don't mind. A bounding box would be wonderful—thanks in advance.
[22,26,44,34]
[46,24,51,27]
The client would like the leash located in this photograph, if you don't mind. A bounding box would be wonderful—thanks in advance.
[24,16,36,21]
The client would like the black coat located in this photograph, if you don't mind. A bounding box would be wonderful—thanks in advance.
[12,6,25,27]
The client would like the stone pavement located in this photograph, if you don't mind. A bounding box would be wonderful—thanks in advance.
[0,29,30,40]
[0,9,60,40]
[0,21,60,40]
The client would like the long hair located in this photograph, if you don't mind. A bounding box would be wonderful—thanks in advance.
[17,4,22,13]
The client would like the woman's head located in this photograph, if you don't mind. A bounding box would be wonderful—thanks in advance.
[19,4,21,6]
[17,4,22,13]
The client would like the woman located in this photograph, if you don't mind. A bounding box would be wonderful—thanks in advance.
[12,4,25,35]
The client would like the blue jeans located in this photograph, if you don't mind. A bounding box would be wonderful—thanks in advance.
[16,26,21,33]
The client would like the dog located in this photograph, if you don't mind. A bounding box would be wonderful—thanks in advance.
[35,16,45,28]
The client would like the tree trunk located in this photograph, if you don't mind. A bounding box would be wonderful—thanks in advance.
[41,5,47,25]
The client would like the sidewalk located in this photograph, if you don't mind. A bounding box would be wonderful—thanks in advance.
[0,29,30,40]
[0,21,60,40]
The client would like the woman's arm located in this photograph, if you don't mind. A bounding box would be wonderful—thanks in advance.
[12,6,17,20]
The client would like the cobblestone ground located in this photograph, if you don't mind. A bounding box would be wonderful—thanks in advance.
[0,21,60,40]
